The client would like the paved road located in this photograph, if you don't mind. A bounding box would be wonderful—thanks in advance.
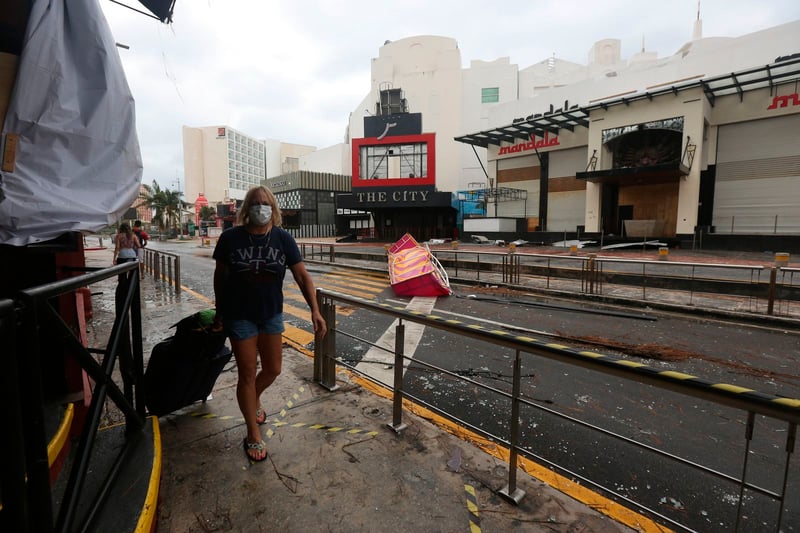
[149,239,800,532]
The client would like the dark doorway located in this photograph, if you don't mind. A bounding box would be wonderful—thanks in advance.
[618,205,634,236]
[697,164,716,228]
[601,184,619,235]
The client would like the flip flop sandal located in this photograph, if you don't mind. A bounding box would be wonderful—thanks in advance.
[255,406,267,425]
[243,438,268,462]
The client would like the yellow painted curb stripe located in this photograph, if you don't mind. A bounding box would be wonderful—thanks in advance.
[48,403,74,466]
[180,285,211,304]
[465,484,481,532]
[134,416,161,533]
[283,323,315,348]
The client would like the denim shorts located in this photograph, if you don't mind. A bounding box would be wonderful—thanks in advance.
[225,314,285,340]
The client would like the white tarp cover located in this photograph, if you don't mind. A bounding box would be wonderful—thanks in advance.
[0,0,142,246]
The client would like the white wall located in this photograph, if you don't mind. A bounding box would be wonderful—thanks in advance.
[182,125,228,204]
[460,57,519,191]
[299,143,351,175]
[356,36,464,192]
[464,218,517,232]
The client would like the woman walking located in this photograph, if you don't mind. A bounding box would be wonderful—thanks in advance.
[212,186,326,462]
[113,222,141,283]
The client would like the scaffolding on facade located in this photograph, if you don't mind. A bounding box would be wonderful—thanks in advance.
[457,187,528,218]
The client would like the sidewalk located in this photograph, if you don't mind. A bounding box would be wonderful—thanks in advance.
[83,247,646,531]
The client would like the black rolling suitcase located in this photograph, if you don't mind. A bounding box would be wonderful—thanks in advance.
[143,310,233,416]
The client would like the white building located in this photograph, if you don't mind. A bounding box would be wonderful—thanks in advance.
[456,20,800,248]
[182,125,315,206]
[182,19,800,248]
[331,19,799,248]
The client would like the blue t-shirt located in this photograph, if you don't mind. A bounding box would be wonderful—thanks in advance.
[212,225,302,323]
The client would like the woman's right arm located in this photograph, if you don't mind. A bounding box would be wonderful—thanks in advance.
[113,234,120,264]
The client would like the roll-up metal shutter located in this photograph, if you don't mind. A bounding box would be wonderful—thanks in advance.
[713,114,800,234]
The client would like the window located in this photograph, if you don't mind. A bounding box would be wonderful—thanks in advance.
[359,143,427,180]
[481,87,500,104]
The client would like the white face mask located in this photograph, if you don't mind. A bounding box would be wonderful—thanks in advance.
[249,204,272,225]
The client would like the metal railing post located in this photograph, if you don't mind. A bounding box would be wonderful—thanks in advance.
[499,349,525,504]
[0,299,38,532]
[317,292,338,390]
[16,295,55,532]
[387,320,407,433]
[174,256,181,295]
[767,266,777,315]
[775,422,796,529]
[313,292,324,383]
[130,278,145,416]
[734,412,756,532]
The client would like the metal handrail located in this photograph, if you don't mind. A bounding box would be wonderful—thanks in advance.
[299,241,336,263]
[422,249,796,317]
[314,288,799,532]
[142,247,181,295]
[304,244,800,317]
[1,262,144,533]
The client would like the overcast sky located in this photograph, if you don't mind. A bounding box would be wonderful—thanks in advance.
[99,0,800,192]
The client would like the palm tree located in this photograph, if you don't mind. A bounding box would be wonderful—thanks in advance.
[137,181,189,234]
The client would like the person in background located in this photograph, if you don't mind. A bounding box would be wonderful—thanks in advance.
[132,220,149,279]
[113,222,140,283]
[212,185,326,462]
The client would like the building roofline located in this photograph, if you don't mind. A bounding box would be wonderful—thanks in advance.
[455,55,800,148]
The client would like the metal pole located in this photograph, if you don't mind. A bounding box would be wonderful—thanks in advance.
[767,267,777,315]
[313,292,324,383]
[499,349,525,504]
[775,423,796,531]
[174,256,181,295]
[387,321,407,433]
[734,412,755,532]
[320,296,337,390]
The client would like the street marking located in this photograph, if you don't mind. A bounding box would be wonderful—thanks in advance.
[464,485,481,533]
[185,387,380,437]
[314,282,377,299]
[265,386,305,440]
[323,271,388,288]
[272,421,379,437]
[356,296,437,385]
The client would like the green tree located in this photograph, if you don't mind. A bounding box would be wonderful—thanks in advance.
[199,205,216,221]
[137,180,189,233]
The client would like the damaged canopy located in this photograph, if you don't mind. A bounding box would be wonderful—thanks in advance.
[0,0,143,246]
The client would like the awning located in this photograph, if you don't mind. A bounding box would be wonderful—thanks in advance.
[455,108,590,148]
[576,162,689,185]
